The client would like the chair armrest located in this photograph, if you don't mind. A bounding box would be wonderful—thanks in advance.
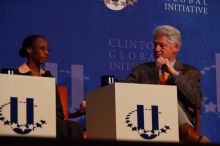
[68,111,85,119]
[194,106,201,136]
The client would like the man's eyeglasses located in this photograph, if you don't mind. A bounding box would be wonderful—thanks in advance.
[154,42,175,49]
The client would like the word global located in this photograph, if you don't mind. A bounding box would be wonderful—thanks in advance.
[165,0,207,5]
[109,50,153,61]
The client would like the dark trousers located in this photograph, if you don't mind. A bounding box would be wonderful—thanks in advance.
[56,118,83,140]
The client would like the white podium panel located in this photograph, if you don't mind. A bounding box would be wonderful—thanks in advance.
[86,83,179,142]
[0,74,56,138]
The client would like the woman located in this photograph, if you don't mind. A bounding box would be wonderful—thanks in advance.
[16,34,83,140]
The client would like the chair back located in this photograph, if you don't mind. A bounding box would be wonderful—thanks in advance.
[58,86,69,120]
[194,106,201,135]
[188,105,201,135]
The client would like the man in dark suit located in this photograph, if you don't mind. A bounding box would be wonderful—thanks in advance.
[125,25,210,143]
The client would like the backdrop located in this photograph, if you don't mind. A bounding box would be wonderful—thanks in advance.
[0,0,219,143]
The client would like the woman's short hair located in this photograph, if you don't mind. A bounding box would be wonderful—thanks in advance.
[19,35,45,57]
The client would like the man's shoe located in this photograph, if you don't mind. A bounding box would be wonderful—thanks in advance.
[179,123,210,143]
[199,136,211,143]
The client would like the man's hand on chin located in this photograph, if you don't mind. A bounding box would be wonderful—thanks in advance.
[156,57,176,76]
[156,57,169,70]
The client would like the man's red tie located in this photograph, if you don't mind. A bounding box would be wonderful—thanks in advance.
[159,71,169,84]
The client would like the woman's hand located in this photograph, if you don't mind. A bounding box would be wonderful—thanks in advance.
[80,100,86,112]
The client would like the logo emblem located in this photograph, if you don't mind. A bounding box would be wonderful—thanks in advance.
[103,0,138,11]
[125,105,171,140]
[0,97,46,135]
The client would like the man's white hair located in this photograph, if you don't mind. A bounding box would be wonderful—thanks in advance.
[153,25,182,48]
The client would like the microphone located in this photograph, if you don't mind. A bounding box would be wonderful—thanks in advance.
[161,64,167,72]
[44,70,52,77]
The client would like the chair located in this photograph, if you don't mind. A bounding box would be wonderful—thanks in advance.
[58,86,86,119]
[58,86,69,120]
[58,86,86,138]
[193,106,201,136]
[186,106,200,136]
[179,105,210,143]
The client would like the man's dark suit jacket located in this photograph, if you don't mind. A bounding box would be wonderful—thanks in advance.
[125,60,204,124]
